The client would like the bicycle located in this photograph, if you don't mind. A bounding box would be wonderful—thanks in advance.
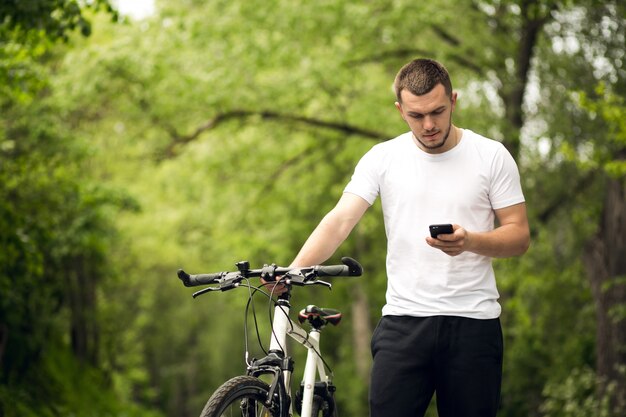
[177,256,363,417]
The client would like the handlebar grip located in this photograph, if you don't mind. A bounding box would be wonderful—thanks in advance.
[316,257,363,277]
[177,269,224,287]
[342,256,363,276]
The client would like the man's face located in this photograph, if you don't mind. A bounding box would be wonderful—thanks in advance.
[395,84,457,154]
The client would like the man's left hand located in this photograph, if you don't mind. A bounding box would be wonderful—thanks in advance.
[425,224,469,256]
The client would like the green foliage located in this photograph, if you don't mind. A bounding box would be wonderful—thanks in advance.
[540,367,617,417]
[0,28,50,105]
[0,344,162,417]
[497,229,597,416]
[0,0,116,40]
[0,1,154,416]
[0,0,117,107]
[575,84,626,179]
[0,86,147,416]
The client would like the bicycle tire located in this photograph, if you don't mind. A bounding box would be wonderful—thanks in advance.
[199,375,286,417]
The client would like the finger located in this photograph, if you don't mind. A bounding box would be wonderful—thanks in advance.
[426,236,452,246]
[436,232,459,241]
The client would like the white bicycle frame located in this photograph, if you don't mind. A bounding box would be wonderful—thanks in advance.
[269,302,332,417]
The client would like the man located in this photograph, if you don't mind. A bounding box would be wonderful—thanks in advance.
[289,59,530,417]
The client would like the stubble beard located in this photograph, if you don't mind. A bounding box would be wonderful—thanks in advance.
[415,119,452,151]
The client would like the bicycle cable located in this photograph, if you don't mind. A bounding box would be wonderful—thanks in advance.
[241,279,273,366]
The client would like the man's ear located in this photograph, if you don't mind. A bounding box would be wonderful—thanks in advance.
[450,92,458,111]
[394,101,405,120]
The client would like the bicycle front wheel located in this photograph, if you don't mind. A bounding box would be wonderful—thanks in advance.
[200,375,285,417]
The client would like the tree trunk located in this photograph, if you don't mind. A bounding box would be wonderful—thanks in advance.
[0,323,7,369]
[498,2,551,161]
[66,254,100,367]
[350,283,372,381]
[583,176,626,412]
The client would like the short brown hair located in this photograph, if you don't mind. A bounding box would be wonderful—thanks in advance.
[394,59,453,102]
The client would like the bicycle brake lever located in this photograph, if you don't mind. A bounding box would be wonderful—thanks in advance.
[192,286,221,298]
[297,279,332,290]
[313,279,332,290]
[286,272,332,289]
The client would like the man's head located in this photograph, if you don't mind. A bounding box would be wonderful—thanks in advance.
[394,59,453,102]
[394,59,458,154]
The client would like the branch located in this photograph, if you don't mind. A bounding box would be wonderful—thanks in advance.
[431,24,460,46]
[535,170,598,225]
[161,109,390,158]
[447,55,485,76]
[430,24,485,75]
[345,47,484,76]
[255,138,342,199]
[345,48,432,65]
[137,97,181,139]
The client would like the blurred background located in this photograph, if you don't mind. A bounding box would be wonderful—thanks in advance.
[1,0,625,416]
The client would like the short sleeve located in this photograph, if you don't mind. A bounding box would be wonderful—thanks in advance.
[489,145,525,209]
[343,147,381,206]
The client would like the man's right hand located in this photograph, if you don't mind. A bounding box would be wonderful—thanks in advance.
[260,276,288,294]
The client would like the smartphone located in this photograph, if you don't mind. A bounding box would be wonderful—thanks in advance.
[429,223,454,238]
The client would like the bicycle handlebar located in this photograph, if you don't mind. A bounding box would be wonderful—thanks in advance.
[177,257,362,291]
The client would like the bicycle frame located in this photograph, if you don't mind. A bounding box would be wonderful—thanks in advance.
[269,300,332,417]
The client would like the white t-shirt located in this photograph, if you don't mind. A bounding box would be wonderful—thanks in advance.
[344,129,525,319]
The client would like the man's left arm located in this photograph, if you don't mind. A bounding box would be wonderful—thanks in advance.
[426,202,530,258]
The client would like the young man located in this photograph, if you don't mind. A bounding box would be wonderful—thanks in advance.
[289,59,530,417]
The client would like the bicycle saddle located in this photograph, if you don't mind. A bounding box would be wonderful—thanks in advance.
[298,305,342,328]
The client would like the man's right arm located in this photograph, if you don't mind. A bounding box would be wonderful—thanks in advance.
[290,192,370,267]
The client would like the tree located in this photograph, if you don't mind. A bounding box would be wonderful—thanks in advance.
[0,1,152,416]
[0,0,115,40]
[578,85,626,411]
[530,4,626,411]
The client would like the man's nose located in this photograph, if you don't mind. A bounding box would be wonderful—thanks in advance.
[423,115,435,131]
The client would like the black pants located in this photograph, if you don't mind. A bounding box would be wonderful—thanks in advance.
[369,315,503,417]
